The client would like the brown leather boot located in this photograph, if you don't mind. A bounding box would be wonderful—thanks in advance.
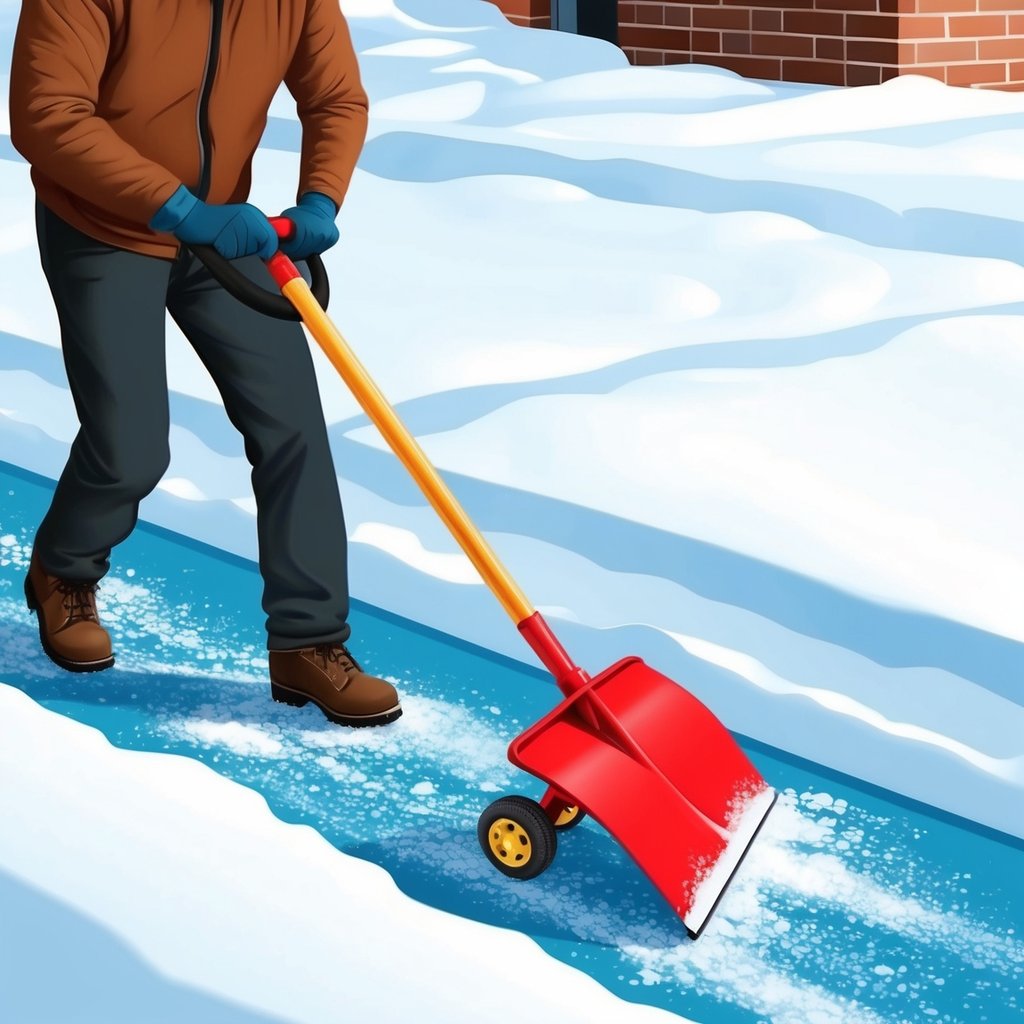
[24,552,115,672]
[269,642,402,727]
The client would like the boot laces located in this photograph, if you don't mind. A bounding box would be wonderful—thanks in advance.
[314,643,360,674]
[56,580,99,623]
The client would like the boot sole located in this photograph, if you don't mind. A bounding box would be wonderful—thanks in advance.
[24,575,115,674]
[270,679,403,728]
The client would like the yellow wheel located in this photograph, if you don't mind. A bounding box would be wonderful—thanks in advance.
[554,803,586,831]
[478,796,557,880]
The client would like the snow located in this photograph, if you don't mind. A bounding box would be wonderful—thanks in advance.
[685,785,776,938]
[671,631,1023,781]
[0,0,1020,922]
[356,317,1024,641]
[363,38,474,57]
[0,683,686,1024]
[350,521,481,583]
[372,80,487,120]
[512,74,1024,147]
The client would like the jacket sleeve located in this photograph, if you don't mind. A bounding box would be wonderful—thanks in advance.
[9,0,182,225]
[285,0,369,211]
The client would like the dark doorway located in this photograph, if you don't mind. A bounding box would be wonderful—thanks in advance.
[551,0,619,46]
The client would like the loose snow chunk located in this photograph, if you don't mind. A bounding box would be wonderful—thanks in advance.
[185,720,285,758]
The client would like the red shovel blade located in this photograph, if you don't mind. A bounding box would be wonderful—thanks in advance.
[508,657,776,937]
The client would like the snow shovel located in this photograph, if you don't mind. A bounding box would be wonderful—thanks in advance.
[188,219,777,939]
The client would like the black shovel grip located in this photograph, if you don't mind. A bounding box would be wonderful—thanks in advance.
[187,242,330,321]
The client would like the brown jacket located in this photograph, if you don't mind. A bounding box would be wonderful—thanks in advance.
[10,0,368,259]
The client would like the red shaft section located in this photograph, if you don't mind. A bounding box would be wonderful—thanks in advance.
[517,612,591,699]
[265,218,299,289]
[266,252,300,289]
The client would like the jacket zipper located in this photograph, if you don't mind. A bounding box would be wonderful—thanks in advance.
[194,0,224,202]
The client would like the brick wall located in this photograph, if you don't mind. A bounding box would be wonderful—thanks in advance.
[617,1,1024,88]
[500,0,551,28]
[489,1,1024,89]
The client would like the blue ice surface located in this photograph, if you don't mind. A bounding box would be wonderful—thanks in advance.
[1,461,1022,1024]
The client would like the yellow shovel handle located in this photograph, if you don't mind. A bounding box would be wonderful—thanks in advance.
[281,276,535,625]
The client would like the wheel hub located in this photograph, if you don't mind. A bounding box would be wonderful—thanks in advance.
[555,804,579,827]
[489,817,532,867]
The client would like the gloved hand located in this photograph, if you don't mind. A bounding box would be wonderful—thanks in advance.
[150,184,278,260]
[277,192,339,260]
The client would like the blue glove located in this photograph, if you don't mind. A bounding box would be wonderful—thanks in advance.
[150,185,277,261]
[277,192,339,260]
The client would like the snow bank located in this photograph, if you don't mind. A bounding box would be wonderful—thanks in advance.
[387,316,1024,643]
[0,683,685,1024]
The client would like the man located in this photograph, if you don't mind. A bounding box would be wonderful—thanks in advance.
[10,0,402,727]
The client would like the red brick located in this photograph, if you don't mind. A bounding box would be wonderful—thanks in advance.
[879,0,920,12]
[847,38,899,61]
[618,24,691,49]
[699,53,784,79]
[916,0,978,10]
[784,59,848,85]
[947,60,1008,84]
[752,33,815,57]
[880,65,902,81]
[752,10,782,31]
[813,0,876,10]
[917,39,977,61]
[846,64,884,86]
[1012,60,1024,78]
[899,15,949,37]
[949,14,1008,35]
[913,64,949,82]
[896,41,917,63]
[979,0,1023,9]
[784,11,844,35]
[633,49,666,65]
[635,3,665,26]
[1012,15,1024,34]
[661,30,692,55]
[665,6,691,27]
[691,29,722,51]
[724,32,752,54]
[816,36,845,60]
[728,0,813,7]
[693,7,751,29]
[497,0,550,18]
[847,14,901,38]
[979,38,1024,60]
[988,81,1024,90]
[617,2,637,23]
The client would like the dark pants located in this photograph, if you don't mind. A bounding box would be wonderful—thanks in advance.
[32,200,351,650]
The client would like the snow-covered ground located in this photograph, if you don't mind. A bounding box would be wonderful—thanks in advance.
[2,6,1024,1004]
[0,684,686,1024]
